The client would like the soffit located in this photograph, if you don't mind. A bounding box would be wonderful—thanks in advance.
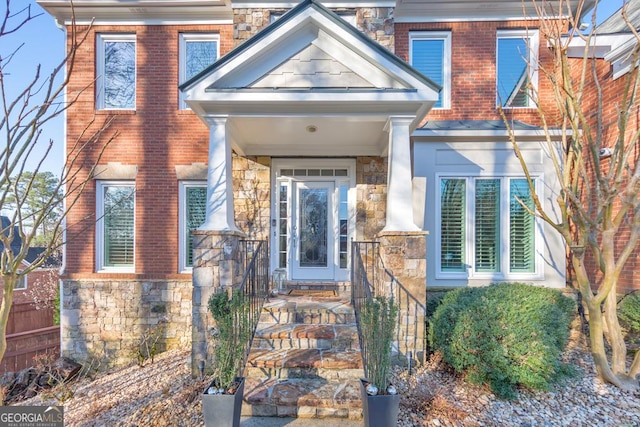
[394,0,597,23]
[36,0,233,25]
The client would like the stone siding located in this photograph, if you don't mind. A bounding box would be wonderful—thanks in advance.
[232,155,271,240]
[61,280,192,366]
[233,7,394,53]
[356,156,388,240]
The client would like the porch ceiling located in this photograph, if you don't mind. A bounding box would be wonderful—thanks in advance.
[229,115,388,156]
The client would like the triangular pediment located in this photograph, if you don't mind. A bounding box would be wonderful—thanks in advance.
[250,43,375,89]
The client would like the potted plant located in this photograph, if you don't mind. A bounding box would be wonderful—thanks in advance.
[202,287,250,427]
[359,294,399,427]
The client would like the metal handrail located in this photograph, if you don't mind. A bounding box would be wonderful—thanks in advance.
[236,240,269,376]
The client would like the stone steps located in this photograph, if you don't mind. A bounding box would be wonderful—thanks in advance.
[242,289,364,419]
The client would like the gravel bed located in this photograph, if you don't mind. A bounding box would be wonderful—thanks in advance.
[12,341,640,426]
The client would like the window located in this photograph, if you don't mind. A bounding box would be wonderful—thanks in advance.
[14,273,27,290]
[437,176,539,278]
[179,182,207,272]
[179,34,219,109]
[96,34,136,110]
[410,32,451,109]
[496,30,538,108]
[96,182,135,272]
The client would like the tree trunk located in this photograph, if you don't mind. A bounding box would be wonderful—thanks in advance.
[585,299,626,388]
[0,276,17,364]
[603,290,627,374]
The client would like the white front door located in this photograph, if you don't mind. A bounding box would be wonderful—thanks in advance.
[291,181,335,280]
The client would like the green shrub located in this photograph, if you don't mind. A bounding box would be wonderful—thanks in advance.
[360,295,398,392]
[619,291,640,333]
[429,283,575,399]
[426,291,449,321]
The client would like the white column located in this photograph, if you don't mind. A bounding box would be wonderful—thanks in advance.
[382,117,420,232]
[199,116,239,232]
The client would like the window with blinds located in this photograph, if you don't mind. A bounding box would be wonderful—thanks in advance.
[438,176,539,278]
[103,184,135,268]
[440,179,466,272]
[510,179,535,272]
[475,179,500,272]
[410,32,450,108]
[185,186,207,267]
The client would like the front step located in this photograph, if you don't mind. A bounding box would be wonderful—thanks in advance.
[243,291,364,419]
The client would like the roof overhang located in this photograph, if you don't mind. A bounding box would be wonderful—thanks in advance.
[566,33,638,80]
[181,0,440,156]
[413,120,567,142]
[394,0,597,23]
[36,0,233,25]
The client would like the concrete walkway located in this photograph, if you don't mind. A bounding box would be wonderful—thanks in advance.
[240,417,361,426]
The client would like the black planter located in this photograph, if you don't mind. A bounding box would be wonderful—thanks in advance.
[360,379,400,427]
[202,377,245,427]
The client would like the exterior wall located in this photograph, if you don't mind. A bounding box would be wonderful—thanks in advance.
[414,140,566,289]
[395,20,558,124]
[61,279,192,365]
[356,156,388,240]
[232,155,271,240]
[569,56,640,293]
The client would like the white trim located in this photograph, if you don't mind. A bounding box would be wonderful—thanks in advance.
[409,31,451,109]
[64,19,232,26]
[496,29,539,109]
[96,181,136,273]
[178,181,207,273]
[179,33,220,110]
[96,33,137,111]
[434,174,544,281]
[233,2,395,7]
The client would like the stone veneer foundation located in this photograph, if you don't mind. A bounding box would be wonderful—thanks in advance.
[61,280,192,366]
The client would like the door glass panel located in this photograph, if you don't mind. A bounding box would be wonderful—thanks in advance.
[299,188,328,267]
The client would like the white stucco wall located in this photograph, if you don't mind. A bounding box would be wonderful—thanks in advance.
[413,139,566,289]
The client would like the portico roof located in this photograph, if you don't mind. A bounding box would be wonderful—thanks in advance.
[180,0,440,157]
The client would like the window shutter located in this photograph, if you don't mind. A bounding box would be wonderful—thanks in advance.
[104,186,135,267]
[440,179,466,272]
[412,39,444,108]
[475,179,500,272]
[510,179,535,272]
[186,187,207,267]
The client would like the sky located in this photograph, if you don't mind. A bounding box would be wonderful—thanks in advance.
[1,0,627,175]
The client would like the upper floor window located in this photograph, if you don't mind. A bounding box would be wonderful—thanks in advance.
[410,32,451,109]
[179,182,207,272]
[96,181,135,272]
[179,34,219,109]
[96,34,136,110]
[496,30,538,108]
[438,176,540,279]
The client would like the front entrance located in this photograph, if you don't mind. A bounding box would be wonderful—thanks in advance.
[271,159,355,282]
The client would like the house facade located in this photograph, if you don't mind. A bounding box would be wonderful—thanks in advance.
[37,0,594,367]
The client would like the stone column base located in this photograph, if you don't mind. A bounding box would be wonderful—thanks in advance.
[191,229,245,376]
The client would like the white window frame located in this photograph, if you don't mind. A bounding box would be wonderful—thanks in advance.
[96,33,137,110]
[435,174,543,281]
[409,31,451,109]
[96,181,136,273]
[496,29,539,109]
[179,33,220,109]
[179,181,207,273]
[14,272,27,290]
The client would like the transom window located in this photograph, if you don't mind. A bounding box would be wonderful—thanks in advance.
[410,31,451,109]
[96,181,135,272]
[438,176,539,279]
[496,30,538,108]
[179,182,207,272]
[96,34,136,110]
[179,34,219,109]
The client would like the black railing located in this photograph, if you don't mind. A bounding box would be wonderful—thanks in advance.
[236,240,269,373]
[351,240,427,367]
